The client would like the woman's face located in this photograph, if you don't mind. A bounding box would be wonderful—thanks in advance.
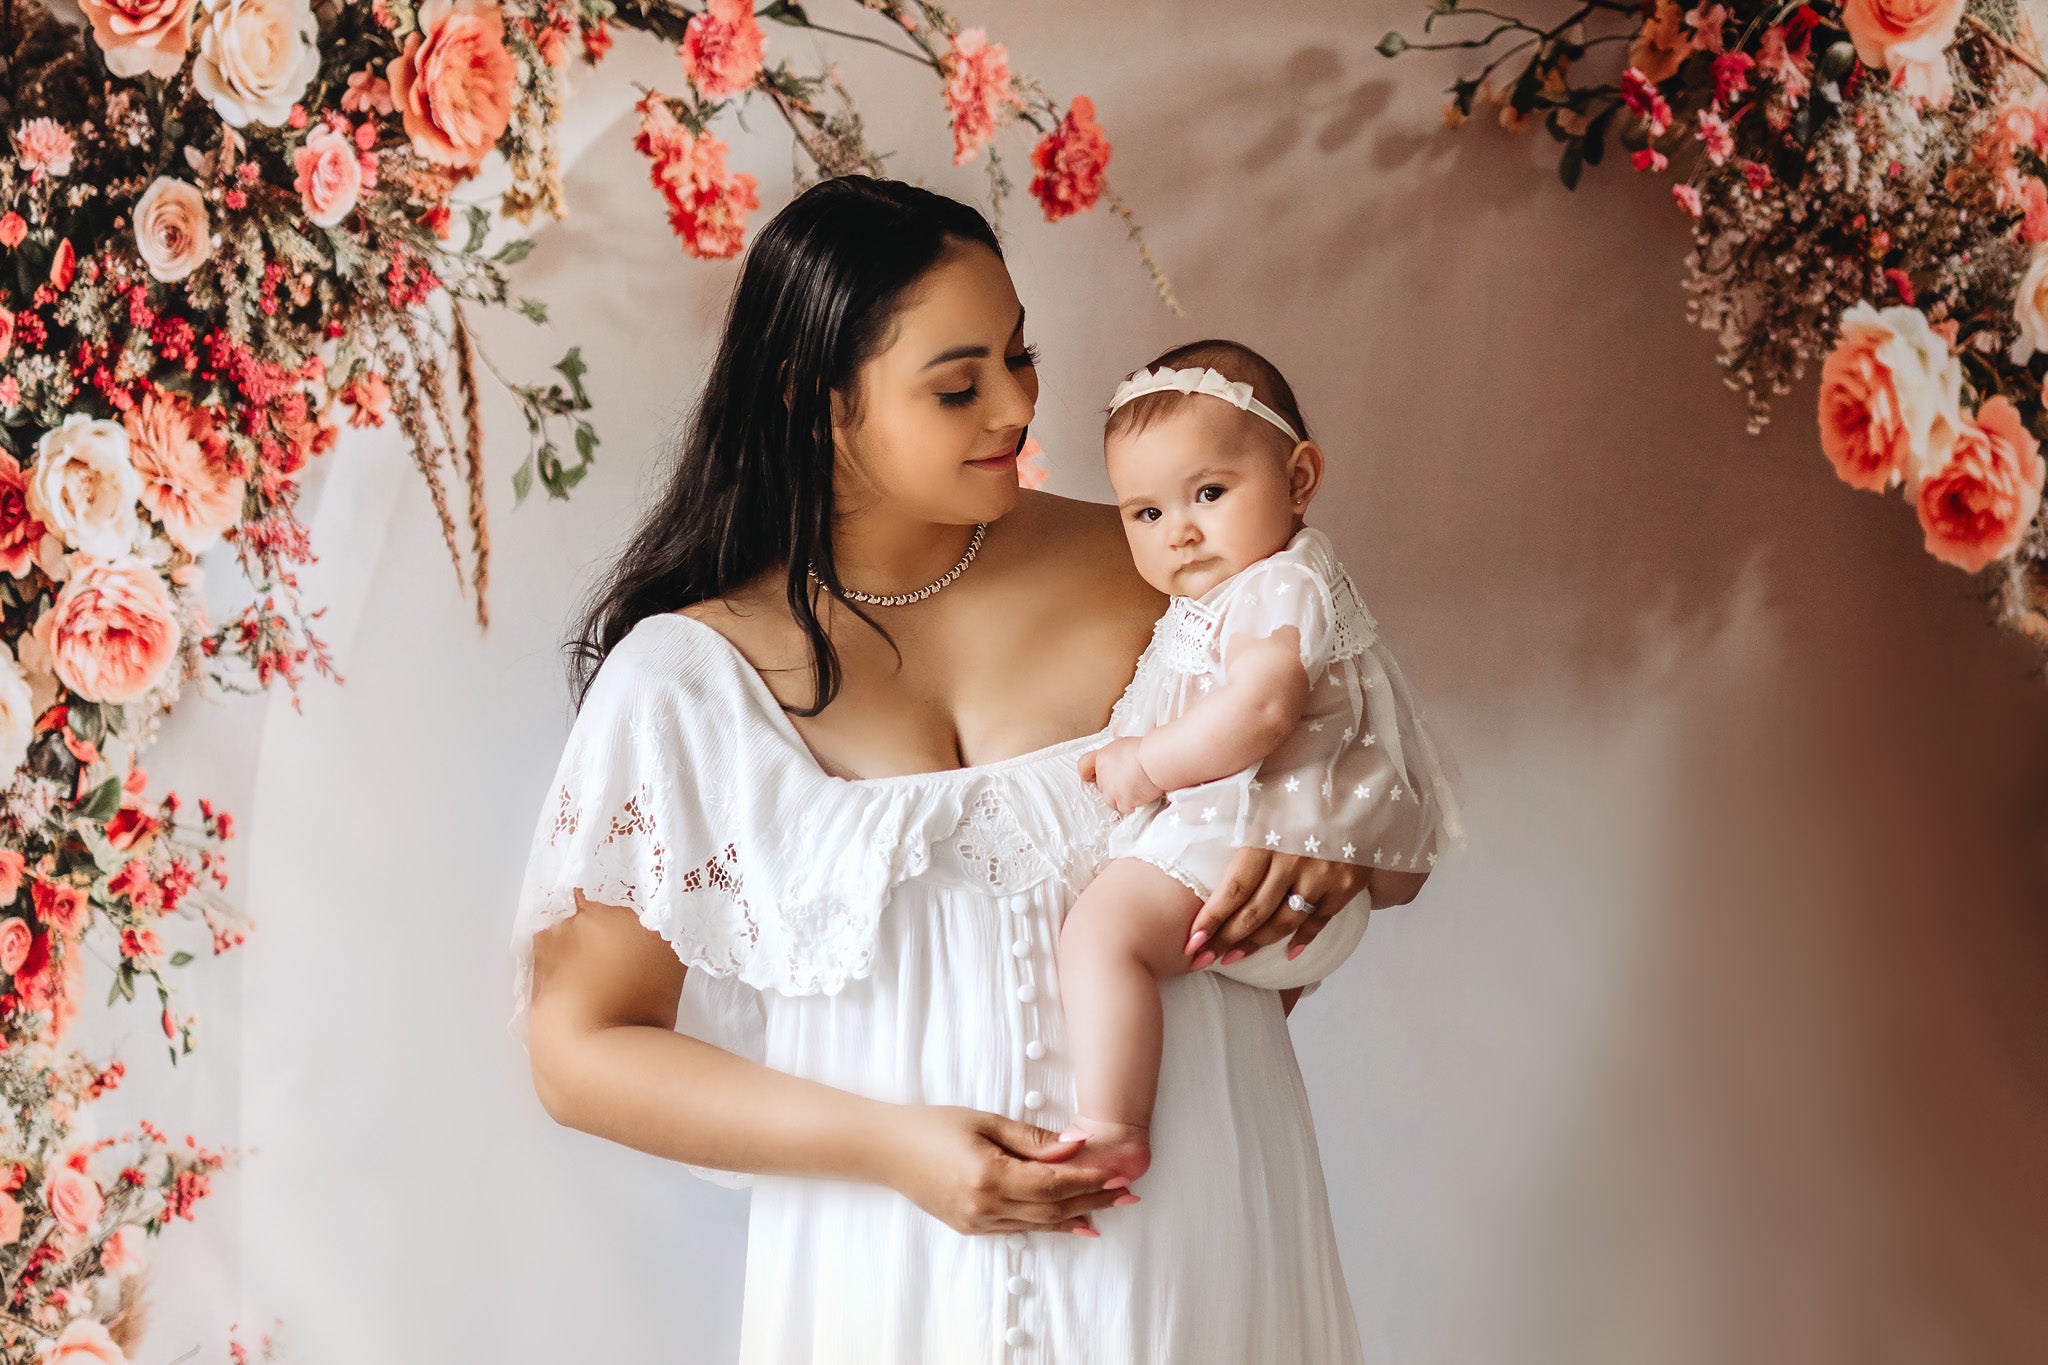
[832,240,1039,528]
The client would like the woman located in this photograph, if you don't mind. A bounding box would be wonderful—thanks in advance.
[510,175,1430,1362]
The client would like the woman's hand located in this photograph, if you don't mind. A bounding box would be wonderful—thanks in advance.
[1077,738,1164,815]
[878,1104,1135,1237]
[1180,850,1371,970]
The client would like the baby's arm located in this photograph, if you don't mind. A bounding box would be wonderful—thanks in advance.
[1085,627,1312,812]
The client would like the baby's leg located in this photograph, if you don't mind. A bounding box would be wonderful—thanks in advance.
[1054,857,1204,1184]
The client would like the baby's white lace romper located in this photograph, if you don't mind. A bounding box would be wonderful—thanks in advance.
[1101,525,1467,992]
[508,610,1373,1364]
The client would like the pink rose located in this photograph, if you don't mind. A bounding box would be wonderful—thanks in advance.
[387,0,517,168]
[0,848,24,903]
[38,1316,126,1364]
[0,917,29,974]
[32,555,181,705]
[1817,301,1962,492]
[99,1223,148,1277]
[77,0,198,79]
[0,448,51,577]
[40,1165,104,1240]
[32,879,89,940]
[292,124,363,227]
[0,1193,20,1246]
[132,176,213,283]
[1841,0,1963,68]
[0,213,23,249]
[124,389,244,555]
[680,0,765,100]
[1915,396,2046,573]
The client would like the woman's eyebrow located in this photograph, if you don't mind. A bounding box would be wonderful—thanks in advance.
[920,305,1027,372]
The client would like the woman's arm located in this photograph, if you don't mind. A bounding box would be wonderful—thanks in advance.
[525,892,1136,1229]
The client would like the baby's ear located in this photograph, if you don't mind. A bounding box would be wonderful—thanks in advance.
[1286,438,1325,511]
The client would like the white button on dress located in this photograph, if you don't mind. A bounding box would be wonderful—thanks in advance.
[509,611,1372,1364]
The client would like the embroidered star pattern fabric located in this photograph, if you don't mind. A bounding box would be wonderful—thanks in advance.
[507,611,1372,1363]
[1102,526,1468,991]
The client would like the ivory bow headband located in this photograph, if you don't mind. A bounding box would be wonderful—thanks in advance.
[1107,365,1302,443]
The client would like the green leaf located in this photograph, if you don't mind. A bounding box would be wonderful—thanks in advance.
[574,421,598,462]
[511,457,534,505]
[1582,105,1615,165]
[79,775,122,822]
[170,951,194,967]
[492,237,536,266]
[760,0,810,23]
[1376,30,1409,56]
[464,206,492,254]
[1817,40,1855,82]
[554,346,590,406]
[115,971,135,1002]
[515,296,549,325]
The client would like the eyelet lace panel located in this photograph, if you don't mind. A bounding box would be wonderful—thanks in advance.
[928,784,1058,895]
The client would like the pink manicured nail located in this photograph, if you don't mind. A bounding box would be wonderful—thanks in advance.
[1073,1225,1100,1237]
[1113,1193,1140,1206]
[1102,1175,1132,1189]
[1286,943,1305,960]
[1220,948,1246,965]
[1183,928,1208,955]
[1190,950,1216,971]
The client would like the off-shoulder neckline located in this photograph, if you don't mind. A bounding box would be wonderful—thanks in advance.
[639,610,1108,790]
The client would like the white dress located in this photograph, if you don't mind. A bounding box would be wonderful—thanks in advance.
[508,610,1370,1364]
[1101,526,1468,992]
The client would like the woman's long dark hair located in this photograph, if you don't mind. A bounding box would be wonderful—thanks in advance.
[565,176,1002,714]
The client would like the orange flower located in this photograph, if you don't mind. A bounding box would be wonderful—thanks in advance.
[1816,301,1962,492]
[1028,96,1111,223]
[634,98,759,259]
[32,554,181,704]
[680,0,764,101]
[943,29,1016,166]
[386,0,517,169]
[77,0,198,80]
[124,387,244,554]
[1914,396,2045,573]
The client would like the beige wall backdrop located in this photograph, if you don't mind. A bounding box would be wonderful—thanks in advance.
[92,3,2048,1362]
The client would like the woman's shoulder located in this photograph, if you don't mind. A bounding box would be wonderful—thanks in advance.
[995,489,1163,621]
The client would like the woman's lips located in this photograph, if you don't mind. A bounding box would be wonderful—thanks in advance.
[968,437,1023,471]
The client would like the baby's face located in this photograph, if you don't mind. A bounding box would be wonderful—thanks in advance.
[1105,400,1303,599]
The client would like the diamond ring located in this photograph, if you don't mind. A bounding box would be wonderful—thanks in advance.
[1285,893,1312,913]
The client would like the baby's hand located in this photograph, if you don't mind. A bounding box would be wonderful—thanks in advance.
[1078,737,1164,815]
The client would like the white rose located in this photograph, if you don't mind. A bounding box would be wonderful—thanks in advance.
[28,415,143,560]
[132,176,214,284]
[192,0,321,129]
[1840,300,1964,485]
[2011,243,2048,366]
[0,646,35,776]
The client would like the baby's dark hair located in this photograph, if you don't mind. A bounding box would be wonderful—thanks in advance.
[1103,338,1311,448]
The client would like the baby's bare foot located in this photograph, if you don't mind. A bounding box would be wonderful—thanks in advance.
[1058,1115,1152,1187]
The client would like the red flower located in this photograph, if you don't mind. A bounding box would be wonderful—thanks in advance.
[634,96,759,259]
[1028,96,1111,223]
[31,879,89,939]
[0,212,24,249]
[943,29,1016,166]
[49,237,75,291]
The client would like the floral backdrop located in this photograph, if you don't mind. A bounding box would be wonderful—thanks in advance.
[1383,0,2048,672]
[0,0,1163,1358]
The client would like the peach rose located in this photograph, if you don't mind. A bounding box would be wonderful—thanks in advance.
[28,415,142,559]
[1841,0,1962,69]
[40,1165,103,1240]
[98,1223,148,1278]
[0,1193,20,1245]
[32,555,181,705]
[0,848,24,903]
[1915,396,2046,573]
[0,917,30,975]
[37,1316,126,1364]
[292,123,362,228]
[387,0,517,169]
[0,648,33,778]
[78,0,198,78]
[192,0,321,128]
[1816,301,1962,493]
[123,388,244,553]
[132,176,213,283]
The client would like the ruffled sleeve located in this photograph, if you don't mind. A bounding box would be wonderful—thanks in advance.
[506,615,948,1188]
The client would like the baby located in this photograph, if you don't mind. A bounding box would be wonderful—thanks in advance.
[1055,339,1467,1184]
